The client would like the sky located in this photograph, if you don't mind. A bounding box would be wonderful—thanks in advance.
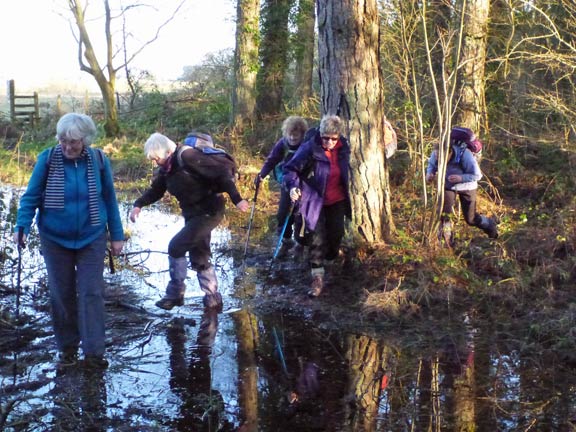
[0,0,237,95]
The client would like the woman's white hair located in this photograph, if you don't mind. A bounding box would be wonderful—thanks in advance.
[144,133,177,160]
[56,113,97,145]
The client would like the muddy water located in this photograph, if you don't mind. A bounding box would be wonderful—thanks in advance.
[1,186,576,431]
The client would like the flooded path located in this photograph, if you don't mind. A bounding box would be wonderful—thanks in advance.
[1,187,576,431]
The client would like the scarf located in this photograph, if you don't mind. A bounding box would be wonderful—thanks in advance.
[44,144,101,226]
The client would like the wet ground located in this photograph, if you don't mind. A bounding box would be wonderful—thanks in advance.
[1,186,576,431]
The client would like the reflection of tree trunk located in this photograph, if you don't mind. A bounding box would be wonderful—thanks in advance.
[231,0,260,131]
[233,309,259,431]
[344,334,382,431]
[453,357,475,431]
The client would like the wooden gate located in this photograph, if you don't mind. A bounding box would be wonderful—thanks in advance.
[8,80,40,125]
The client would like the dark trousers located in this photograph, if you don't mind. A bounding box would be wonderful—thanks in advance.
[277,187,295,239]
[310,200,347,269]
[41,232,107,356]
[442,189,482,227]
[168,211,223,271]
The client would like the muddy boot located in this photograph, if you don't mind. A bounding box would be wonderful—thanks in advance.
[156,256,188,310]
[308,267,324,298]
[198,265,223,311]
[479,216,499,239]
[438,221,455,248]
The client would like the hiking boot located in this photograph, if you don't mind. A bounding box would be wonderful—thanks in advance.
[484,217,499,239]
[83,355,109,370]
[203,292,223,311]
[308,275,323,298]
[155,296,184,310]
[56,348,78,373]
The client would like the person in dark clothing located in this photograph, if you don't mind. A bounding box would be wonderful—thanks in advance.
[283,115,352,297]
[255,116,309,258]
[130,133,249,311]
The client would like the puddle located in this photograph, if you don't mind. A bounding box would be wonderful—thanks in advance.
[1,186,576,431]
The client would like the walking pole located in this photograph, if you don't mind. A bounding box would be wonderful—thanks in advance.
[242,178,261,262]
[272,202,295,261]
[16,227,24,321]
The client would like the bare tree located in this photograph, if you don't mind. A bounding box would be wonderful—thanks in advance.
[66,0,185,137]
[317,0,394,243]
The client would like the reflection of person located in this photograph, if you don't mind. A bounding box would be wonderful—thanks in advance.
[167,309,228,430]
[255,116,309,258]
[51,368,107,430]
[14,113,124,370]
[130,133,249,311]
[283,115,351,297]
[426,127,498,246]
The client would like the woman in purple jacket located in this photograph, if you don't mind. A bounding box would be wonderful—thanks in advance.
[255,116,309,258]
[283,115,351,297]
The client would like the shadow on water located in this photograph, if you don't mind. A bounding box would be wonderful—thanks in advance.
[1,185,576,431]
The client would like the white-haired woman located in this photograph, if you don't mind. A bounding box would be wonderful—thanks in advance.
[130,132,249,311]
[14,112,125,371]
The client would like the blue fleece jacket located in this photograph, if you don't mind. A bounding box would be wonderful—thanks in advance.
[15,147,124,249]
[426,145,482,191]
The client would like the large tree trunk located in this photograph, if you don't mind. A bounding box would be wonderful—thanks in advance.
[456,0,490,131]
[293,0,316,105]
[231,0,260,131]
[317,0,395,243]
[255,0,292,118]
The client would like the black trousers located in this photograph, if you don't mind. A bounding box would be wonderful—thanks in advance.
[441,189,482,227]
[309,200,347,269]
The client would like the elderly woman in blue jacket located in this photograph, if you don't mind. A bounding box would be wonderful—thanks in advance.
[14,113,124,371]
[283,114,351,297]
[426,130,498,246]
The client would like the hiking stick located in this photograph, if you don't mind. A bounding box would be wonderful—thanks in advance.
[242,179,261,262]
[16,227,24,321]
[272,202,295,261]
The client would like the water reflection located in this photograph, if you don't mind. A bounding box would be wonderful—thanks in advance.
[1,186,576,430]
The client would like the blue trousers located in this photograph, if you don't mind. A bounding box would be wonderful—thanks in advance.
[41,233,107,356]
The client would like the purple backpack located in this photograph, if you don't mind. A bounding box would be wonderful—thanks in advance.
[450,126,483,156]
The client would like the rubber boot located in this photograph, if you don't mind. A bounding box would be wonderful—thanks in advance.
[479,216,499,239]
[198,265,223,311]
[156,256,188,310]
[308,267,324,298]
[438,221,455,248]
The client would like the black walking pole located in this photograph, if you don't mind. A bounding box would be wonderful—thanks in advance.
[242,178,261,262]
[16,227,24,321]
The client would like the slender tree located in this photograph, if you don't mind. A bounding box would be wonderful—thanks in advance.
[317,0,394,243]
[455,0,490,131]
[231,0,261,131]
[255,0,293,118]
[293,0,316,105]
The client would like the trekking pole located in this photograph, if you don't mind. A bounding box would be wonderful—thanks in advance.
[242,178,261,262]
[272,202,295,261]
[16,227,24,322]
